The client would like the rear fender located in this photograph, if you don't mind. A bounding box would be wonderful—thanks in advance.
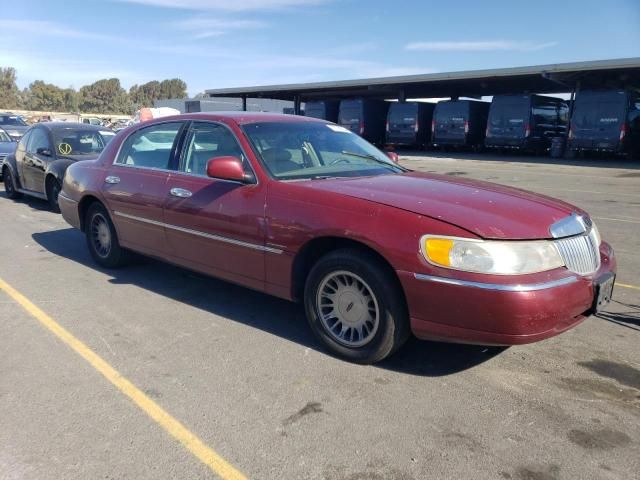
[44,159,74,189]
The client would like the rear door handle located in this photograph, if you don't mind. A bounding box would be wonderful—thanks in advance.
[170,187,193,198]
[105,176,120,184]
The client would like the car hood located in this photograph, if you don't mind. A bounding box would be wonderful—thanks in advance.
[0,142,16,155]
[298,172,583,239]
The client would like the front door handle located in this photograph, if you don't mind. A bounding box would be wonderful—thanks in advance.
[105,176,120,184]
[170,187,193,198]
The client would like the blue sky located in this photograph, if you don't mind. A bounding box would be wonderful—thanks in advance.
[1,0,639,96]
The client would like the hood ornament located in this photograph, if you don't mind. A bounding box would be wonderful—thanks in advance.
[550,212,591,239]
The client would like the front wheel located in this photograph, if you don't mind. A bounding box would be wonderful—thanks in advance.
[304,249,409,364]
[46,177,62,212]
[3,167,22,199]
[85,202,129,268]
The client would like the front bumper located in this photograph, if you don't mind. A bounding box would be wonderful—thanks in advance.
[398,241,616,345]
[58,192,81,230]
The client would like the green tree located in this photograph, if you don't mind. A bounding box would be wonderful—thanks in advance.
[79,78,133,114]
[63,88,80,112]
[26,80,66,111]
[159,78,187,99]
[0,67,20,109]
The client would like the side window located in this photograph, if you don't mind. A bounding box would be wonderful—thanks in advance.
[27,128,51,154]
[181,122,243,176]
[115,122,182,170]
[17,130,31,153]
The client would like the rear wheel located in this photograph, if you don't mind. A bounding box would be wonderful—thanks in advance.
[85,202,128,268]
[3,167,22,199]
[304,248,409,364]
[46,176,62,212]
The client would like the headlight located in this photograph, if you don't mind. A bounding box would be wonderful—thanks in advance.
[421,235,565,275]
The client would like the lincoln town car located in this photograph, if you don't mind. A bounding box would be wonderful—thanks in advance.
[58,113,616,363]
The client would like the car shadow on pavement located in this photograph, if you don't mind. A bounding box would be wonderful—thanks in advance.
[0,190,51,212]
[596,301,640,331]
[33,227,504,376]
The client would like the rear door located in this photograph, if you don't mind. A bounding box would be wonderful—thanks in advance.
[387,103,418,144]
[101,121,185,257]
[339,101,363,135]
[434,103,467,144]
[163,121,267,290]
[572,91,628,149]
[487,97,528,144]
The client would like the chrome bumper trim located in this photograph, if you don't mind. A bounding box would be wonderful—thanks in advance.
[113,211,283,254]
[413,273,578,292]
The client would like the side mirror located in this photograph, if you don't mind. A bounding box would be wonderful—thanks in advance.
[36,147,52,157]
[206,156,252,183]
[385,151,399,163]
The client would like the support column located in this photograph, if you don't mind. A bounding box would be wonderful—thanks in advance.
[242,96,247,111]
[294,95,301,115]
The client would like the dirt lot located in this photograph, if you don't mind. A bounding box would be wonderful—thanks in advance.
[1,152,638,480]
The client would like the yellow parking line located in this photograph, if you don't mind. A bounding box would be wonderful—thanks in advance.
[617,282,640,291]
[0,276,247,480]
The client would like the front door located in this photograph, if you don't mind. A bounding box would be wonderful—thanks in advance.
[22,127,51,192]
[163,121,267,290]
[101,121,185,257]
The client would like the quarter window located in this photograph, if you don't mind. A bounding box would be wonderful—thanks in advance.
[115,122,183,170]
[181,122,244,176]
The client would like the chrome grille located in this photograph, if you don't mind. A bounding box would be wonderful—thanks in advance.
[554,229,600,275]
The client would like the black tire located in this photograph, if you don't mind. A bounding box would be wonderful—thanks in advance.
[46,176,62,213]
[304,248,410,364]
[85,202,128,268]
[3,167,22,199]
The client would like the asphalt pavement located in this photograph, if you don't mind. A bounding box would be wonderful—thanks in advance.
[1,152,638,480]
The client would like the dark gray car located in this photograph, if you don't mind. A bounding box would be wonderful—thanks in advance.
[0,113,29,141]
[0,128,17,181]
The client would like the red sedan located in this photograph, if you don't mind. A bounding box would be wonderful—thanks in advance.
[59,113,616,363]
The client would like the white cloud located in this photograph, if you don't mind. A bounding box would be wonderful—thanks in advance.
[172,17,266,38]
[111,0,329,11]
[0,20,115,42]
[405,41,558,52]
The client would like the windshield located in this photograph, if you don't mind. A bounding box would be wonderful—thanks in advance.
[52,128,110,156]
[242,122,404,180]
[0,130,11,142]
[0,115,28,126]
[573,91,627,129]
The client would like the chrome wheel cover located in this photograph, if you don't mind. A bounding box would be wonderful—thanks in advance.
[90,213,112,258]
[316,270,380,347]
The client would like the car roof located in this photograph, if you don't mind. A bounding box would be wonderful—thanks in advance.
[151,111,328,126]
[35,122,112,132]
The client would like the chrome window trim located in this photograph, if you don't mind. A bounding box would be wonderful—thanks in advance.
[112,120,186,170]
[177,120,258,185]
[113,211,283,254]
[413,273,578,291]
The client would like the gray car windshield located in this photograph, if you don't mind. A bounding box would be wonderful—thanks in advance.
[242,122,404,180]
[0,115,28,126]
[0,130,11,142]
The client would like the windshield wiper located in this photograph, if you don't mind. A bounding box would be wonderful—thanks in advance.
[340,150,405,170]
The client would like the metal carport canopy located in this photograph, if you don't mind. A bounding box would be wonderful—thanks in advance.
[205,57,640,101]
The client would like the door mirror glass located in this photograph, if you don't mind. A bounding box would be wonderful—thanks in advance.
[36,147,52,156]
[206,156,248,182]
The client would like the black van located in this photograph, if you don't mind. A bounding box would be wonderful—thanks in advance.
[386,102,435,148]
[338,99,389,145]
[568,89,640,157]
[305,100,340,123]
[432,100,489,150]
[485,95,569,153]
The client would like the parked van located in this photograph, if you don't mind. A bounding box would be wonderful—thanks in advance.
[386,102,435,148]
[568,89,640,157]
[305,100,340,122]
[338,99,389,144]
[432,100,489,150]
[485,95,569,153]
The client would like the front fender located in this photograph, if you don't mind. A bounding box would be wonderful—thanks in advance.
[45,159,74,184]
[1,154,22,188]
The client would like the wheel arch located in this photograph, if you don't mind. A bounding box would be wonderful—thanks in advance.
[2,156,21,188]
[77,194,103,232]
[291,236,406,306]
